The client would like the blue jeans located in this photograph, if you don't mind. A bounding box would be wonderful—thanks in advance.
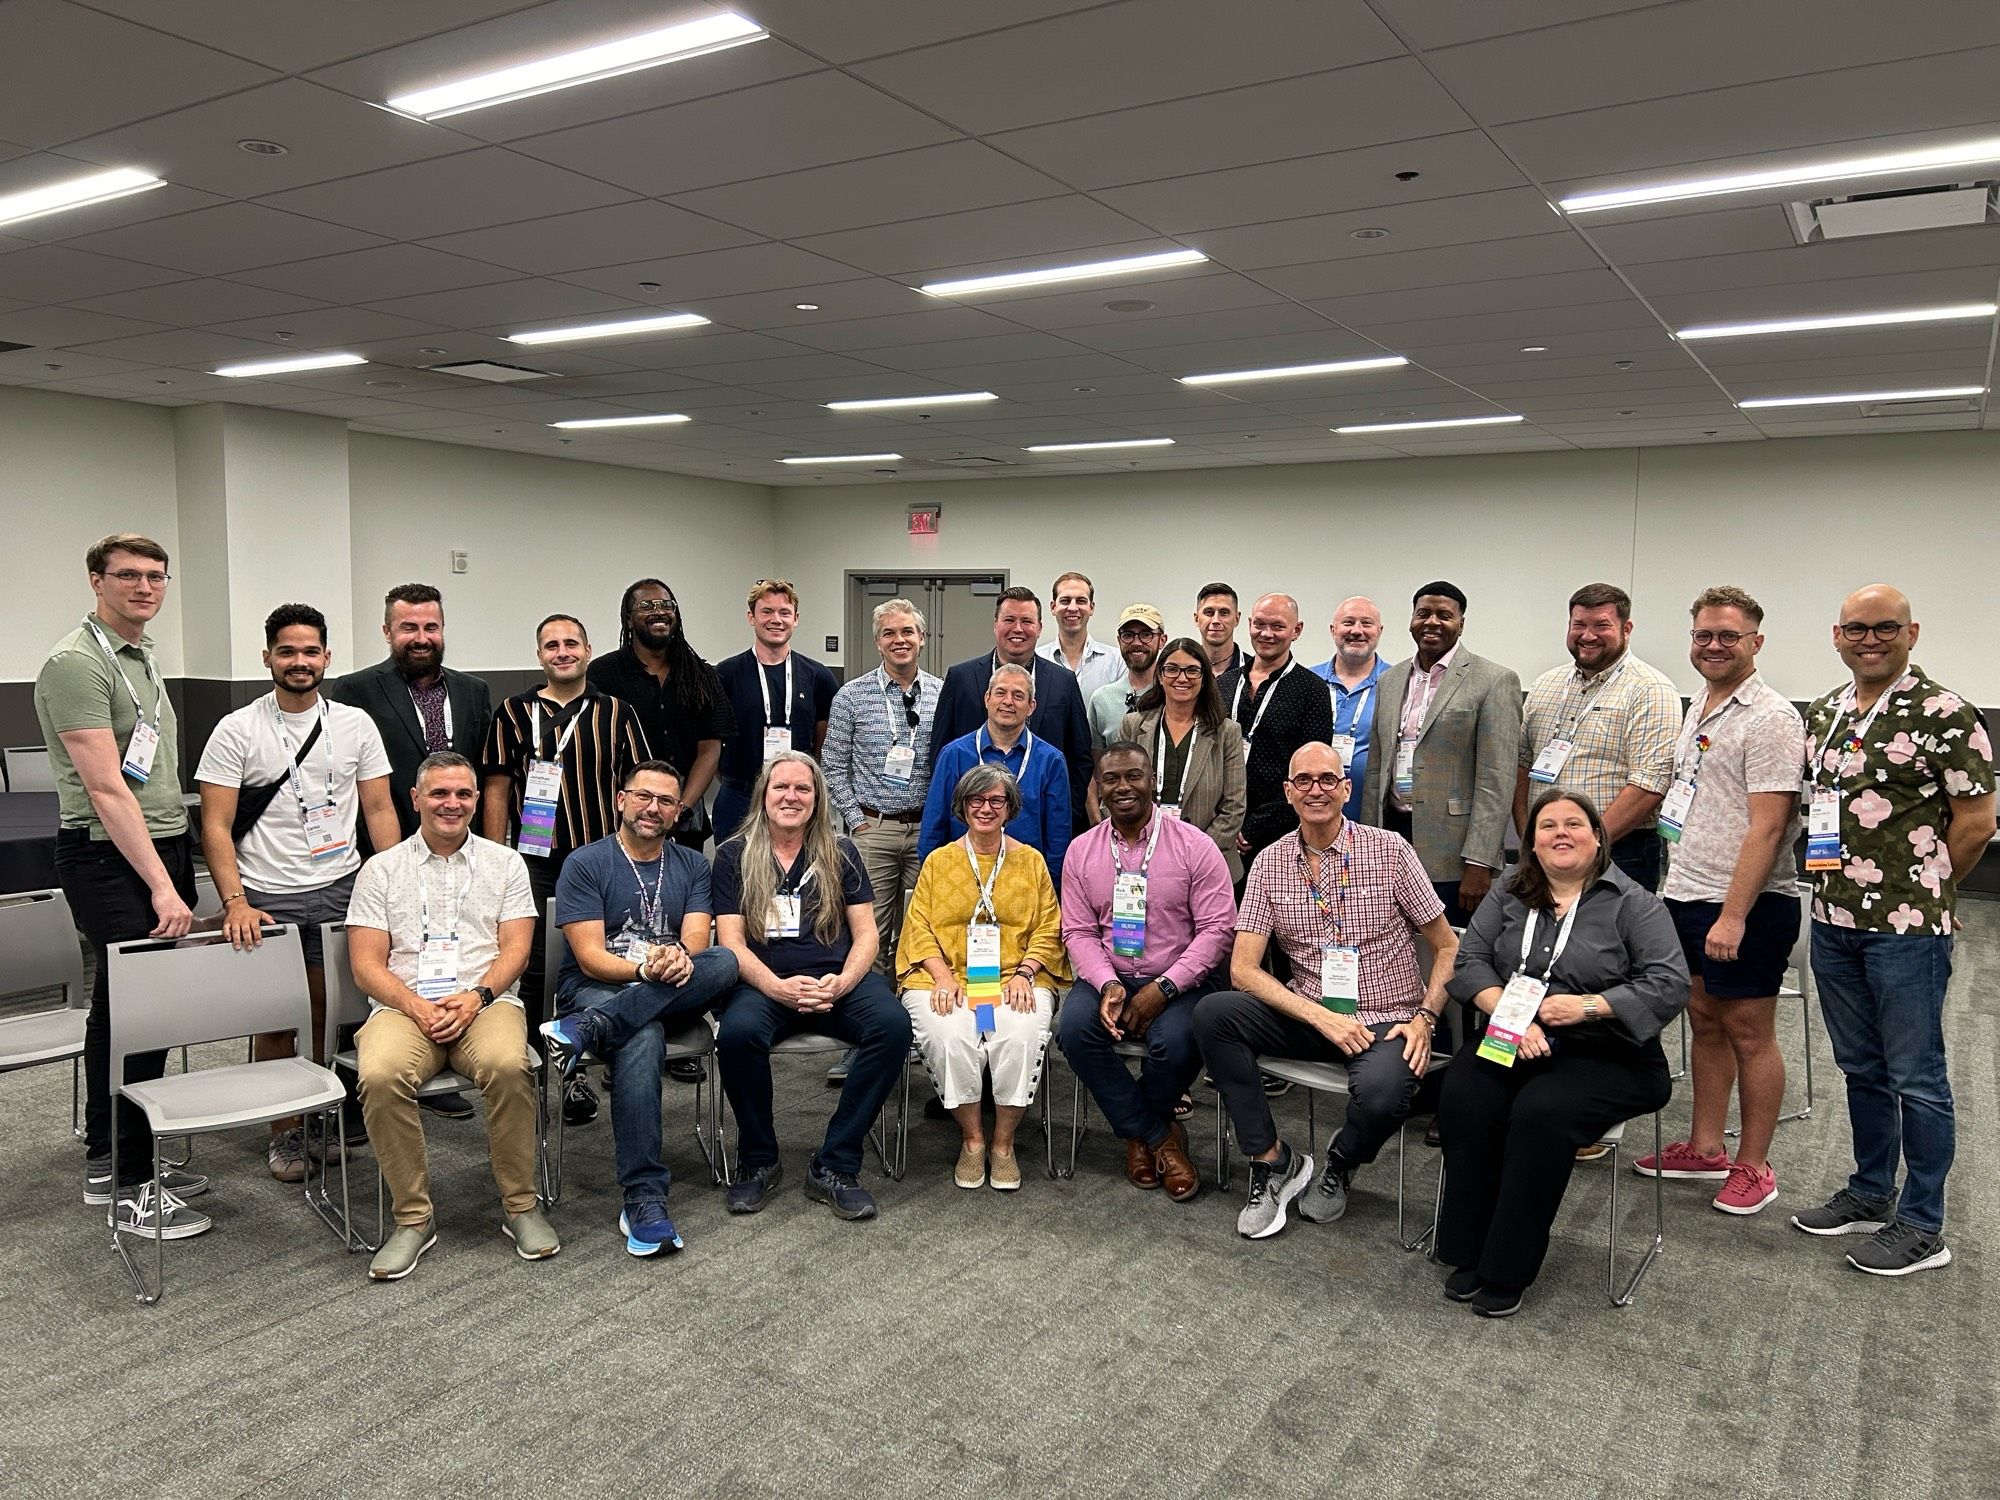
[1810,923,1956,1233]
[558,947,740,1207]
[715,972,911,1177]
[1057,979,1214,1146]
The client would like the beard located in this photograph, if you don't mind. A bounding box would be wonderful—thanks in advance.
[391,638,445,678]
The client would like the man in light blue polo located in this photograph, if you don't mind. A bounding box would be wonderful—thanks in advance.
[1309,596,1388,821]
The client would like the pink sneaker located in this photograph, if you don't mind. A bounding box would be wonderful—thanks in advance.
[1713,1161,1778,1215]
[1631,1140,1730,1180]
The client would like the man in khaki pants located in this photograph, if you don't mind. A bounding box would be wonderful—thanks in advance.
[346,751,556,1279]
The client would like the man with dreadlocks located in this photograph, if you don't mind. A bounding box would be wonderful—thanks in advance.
[589,578,736,854]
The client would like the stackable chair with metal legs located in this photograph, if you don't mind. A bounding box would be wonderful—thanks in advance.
[105,926,344,1304]
[1727,883,1815,1136]
[0,889,90,1138]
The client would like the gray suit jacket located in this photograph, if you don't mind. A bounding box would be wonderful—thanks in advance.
[1120,709,1248,882]
[1360,647,1521,880]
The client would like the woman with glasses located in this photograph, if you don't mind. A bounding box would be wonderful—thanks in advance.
[896,764,1070,1190]
[1121,637,1248,881]
[1434,789,1687,1317]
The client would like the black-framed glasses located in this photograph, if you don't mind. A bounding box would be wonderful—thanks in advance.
[1689,629,1748,647]
[621,789,682,808]
[1838,620,1905,643]
[1159,663,1203,680]
[1287,773,1349,792]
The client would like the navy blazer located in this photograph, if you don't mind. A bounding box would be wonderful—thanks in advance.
[327,658,494,839]
[932,652,1093,826]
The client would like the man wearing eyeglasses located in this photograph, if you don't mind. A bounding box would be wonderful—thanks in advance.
[37,534,208,1240]
[823,598,943,974]
[1087,604,1167,751]
[920,664,1072,890]
[1791,584,1993,1278]
[1515,583,1681,892]
[1194,742,1458,1240]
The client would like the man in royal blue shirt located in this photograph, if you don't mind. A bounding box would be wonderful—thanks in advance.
[920,664,1071,888]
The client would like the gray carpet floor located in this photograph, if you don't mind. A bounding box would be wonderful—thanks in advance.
[6,903,1997,1500]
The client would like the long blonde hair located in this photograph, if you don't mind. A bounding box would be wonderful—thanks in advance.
[733,750,849,947]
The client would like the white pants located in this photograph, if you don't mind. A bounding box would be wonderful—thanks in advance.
[903,988,1054,1109]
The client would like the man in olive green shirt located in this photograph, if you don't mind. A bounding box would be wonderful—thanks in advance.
[34,533,209,1240]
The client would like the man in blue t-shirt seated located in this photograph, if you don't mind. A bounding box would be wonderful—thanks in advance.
[546,760,739,1256]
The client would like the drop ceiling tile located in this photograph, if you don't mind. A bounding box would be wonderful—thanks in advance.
[0,168,225,247]
[0,346,147,382]
[361,277,642,331]
[1688,327,1992,369]
[70,278,330,327]
[602,330,825,370]
[1200,189,1572,271]
[894,353,1146,386]
[764,306,1016,353]
[259,147,635,242]
[1068,302,1346,355]
[206,306,451,348]
[63,329,291,366]
[232,243,520,301]
[1578,204,1798,266]
[856,331,1097,372]
[747,0,1102,61]
[0,304,170,348]
[1626,229,2000,299]
[1258,234,1606,300]
[687,279,933,332]
[1369,0,1678,49]
[1304,267,1638,326]
[1353,300,1662,349]
[512,70,957,196]
[558,242,872,301]
[671,141,1068,241]
[986,271,1288,332]
[349,407,517,431]
[0,0,279,148]
[1648,271,2000,329]
[992,58,1471,188]
[851,0,1403,135]
[60,79,478,199]
[796,197,1162,278]
[671,352,906,388]
[419,201,760,275]
[60,201,393,276]
[0,244,188,303]
[86,0,541,73]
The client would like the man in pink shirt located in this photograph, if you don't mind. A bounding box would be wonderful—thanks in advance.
[1059,740,1236,1202]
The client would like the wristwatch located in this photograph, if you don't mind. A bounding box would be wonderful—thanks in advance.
[473,985,495,1008]
[1154,976,1180,1002]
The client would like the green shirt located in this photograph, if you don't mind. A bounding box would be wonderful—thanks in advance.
[33,617,187,840]
[1803,664,1993,935]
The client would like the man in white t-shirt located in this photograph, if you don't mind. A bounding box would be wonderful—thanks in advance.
[197,603,400,1181]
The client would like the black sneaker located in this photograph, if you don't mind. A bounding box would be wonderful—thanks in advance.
[1262,1074,1294,1099]
[1443,1268,1482,1303]
[563,1078,600,1126]
[1790,1187,1893,1237]
[1471,1284,1524,1318]
[665,1058,705,1084]
[420,1090,475,1120]
[804,1154,877,1220]
[1846,1222,1952,1277]
[726,1162,783,1214]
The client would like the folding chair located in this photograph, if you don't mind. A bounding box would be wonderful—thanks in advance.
[536,913,725,1205]
[1727,883,1815,1134]
[893,995,1061,1183]
[3,745,55,791]
[105,926,344,1304]
[308,923,547,1254]
[0,889,89,1138]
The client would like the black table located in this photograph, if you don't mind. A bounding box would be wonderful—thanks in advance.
[0,792,59,895]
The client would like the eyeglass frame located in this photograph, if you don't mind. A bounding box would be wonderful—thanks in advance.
[1286,772,1350,793]
[1837,620,1906,643]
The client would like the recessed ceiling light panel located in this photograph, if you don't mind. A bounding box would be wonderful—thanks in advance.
[0,167,165,228]
[780,453,904,464]
[548,413,691,429]
[505,311,709,345]
[1559,134,2000,213]
[1179,355,1407,387]
[1334,414,1524,434]
[1676,303,1998,340]
[1736,385,1985,409]
[213,351,367,378]
[824,392,997,411]
[1023,438,1175,452]
[919,248,1206,297]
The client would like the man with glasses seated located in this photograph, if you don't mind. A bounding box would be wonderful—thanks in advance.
[921,664,1072,890]
[1194,743,1459,1240]
[546,760,740,1256]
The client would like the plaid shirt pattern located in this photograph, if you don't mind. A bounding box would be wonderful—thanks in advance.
[1520,653,1681,810]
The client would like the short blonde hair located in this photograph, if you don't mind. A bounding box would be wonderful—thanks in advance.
[1689,585,1763,627]
[747,578,800,611]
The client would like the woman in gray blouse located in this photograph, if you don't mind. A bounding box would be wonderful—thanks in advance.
[1435,789,1689,1317]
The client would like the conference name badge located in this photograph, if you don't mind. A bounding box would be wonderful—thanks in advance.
[1477,973,1547,1067]
[302,802,349,863]
[415,935,461,1002]
[1111,871,1148,959]
[883,742,915,786]
[519,759,563,857]
[1393,737,1417,796]
[966,920,1002,1034]
[1319,944,1360,1015]
[769,893,802,941]
[1656,777,1697,844]
[763,726,791,764]
[1329,733,1356,767]
[1528,737,1573,785]
[121,719,160,783]
[1804,788,1843,872]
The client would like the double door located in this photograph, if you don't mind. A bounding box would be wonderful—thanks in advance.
[843,572,1008,681]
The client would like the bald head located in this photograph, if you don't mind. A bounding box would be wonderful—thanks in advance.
[1840,584,1911,625]
[1330,595,1383,671]
[1834,583,1918,689]
[1247,592,1305,666]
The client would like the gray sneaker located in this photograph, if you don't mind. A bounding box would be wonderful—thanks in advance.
[1298,1155,1353,1225]
[1846,1222,1952,1277]
[267,1128,308,1183]
[109,1182,212,1240]
[503,1208,561,1260]
[87,1158,209,1206]
[1236,1146,1315,1240]
[368,1220,437,1281]
[1791,1187,1893,1237]
[826,1047,855,1086]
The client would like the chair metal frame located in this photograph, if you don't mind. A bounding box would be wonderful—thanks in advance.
[105,926,344,1304]
[0,889,90,1138]
[1726,883,1815,1135]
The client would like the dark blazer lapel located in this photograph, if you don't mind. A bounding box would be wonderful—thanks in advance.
[444,668,480,756]
[376,660,427,757]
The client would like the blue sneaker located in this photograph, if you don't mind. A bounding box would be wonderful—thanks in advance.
[619,1202,684,1257]
[726,1161,783,1214]
[542,1014,594,1082]
[804,1154,877,1221]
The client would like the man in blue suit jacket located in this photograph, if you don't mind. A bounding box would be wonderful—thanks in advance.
[932,585,1092,827]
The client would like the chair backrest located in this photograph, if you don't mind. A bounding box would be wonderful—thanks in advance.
[191,870,224,922]
[318,923,376,1057]
[0,888,87,1010]
[106,926,310,1082]
[3,746,55,792]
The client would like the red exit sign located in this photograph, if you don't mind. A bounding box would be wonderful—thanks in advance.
[907,505,941,536]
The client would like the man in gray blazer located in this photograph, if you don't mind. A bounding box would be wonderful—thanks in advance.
[1360,581,1521,921]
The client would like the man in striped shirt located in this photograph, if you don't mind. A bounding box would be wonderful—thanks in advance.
[481,612,649,1122]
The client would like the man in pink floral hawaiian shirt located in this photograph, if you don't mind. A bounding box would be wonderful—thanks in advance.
[1791,584,1994,1278]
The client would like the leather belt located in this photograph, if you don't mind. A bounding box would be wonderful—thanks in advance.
[859,804,923,825]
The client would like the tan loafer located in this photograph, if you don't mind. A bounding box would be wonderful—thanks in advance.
[954,1142,987,1189]
[988,1149,1022,1191]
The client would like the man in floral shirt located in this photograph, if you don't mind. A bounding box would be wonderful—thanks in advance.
[1792,584,1994,1277]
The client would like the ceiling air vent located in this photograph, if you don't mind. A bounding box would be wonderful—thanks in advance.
[1859,395,1981,418]
[427,360,552,383]
[1785,183,1997,244]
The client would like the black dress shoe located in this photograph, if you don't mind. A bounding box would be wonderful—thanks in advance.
[419,1091,474,1120]
[1443,1268,1482,1302]
[563,1078,600,1125]
[1472,1284,1524,1318]
[665,1058,704,1084]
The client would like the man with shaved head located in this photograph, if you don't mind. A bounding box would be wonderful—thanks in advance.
[1310,596,1389,820]
[1791,584,1993,1277]
[1219,593,1334,867]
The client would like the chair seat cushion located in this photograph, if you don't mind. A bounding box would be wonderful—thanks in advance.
[0,1010,87,1071]
[121,1057,344,1134]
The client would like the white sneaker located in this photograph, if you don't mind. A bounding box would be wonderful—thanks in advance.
[109,1182,213,1240]
[1236,1147,1315,1239]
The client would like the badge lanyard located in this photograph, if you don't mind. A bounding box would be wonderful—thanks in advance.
[615,834,669,960]
[768,850,813,940]
[1531,659,1629,784]
[415,844,474,1001]
[1805,684,1893,872]
[85,617,166,783]
[1658,693,1734,843]
[518,698,583,857]
[975,725,1032,783]
[880,668,920,787]
[408,682,455,745]
[272,698,347,862]
[758,655,796,763]
[1300,837,1358,1013]
[1153,717,1196,814]
[1230,659,1296,748]
[1108,814,1161,960]
[1330,678,1374,765]
[1395,664,1442,796]
[1476,897,1581,1067]
[963,837,1008,1033]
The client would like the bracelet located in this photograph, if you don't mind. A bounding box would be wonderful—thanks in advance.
[222,892,247,906]
[1412,1010,1438,1029]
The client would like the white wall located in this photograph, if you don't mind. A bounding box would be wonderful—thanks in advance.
[1,385,184,678]
[346,433,777,673]
[219,406,354,675]
[773,432,2000,704]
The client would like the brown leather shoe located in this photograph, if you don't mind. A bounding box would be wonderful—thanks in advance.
[1155,1123,1200,1202]
[1126,1136,1162,1189]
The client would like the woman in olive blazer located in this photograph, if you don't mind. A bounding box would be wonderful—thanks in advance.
[1118,637,1248,882]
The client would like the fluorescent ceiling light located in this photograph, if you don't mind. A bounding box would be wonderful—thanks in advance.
[1179,355,1408,386]
[1334,414,1525,434]
[920,248,1207,297]
[1737,385,1985,410]
[386,13,767,120]
[824,391,997,412]
[548,413,690,429]
[0,167,165,228]
[506,312,709,345]
[1024,438,1175,453]
[1676,303,1998,340]
[213,352,367,378]
[1560,134,2000,213]
[779,453,903,464]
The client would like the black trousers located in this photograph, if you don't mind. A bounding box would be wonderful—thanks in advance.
[54,828,196,1185]
[1436,1033,1669,1290]
[520,850,566,1036]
